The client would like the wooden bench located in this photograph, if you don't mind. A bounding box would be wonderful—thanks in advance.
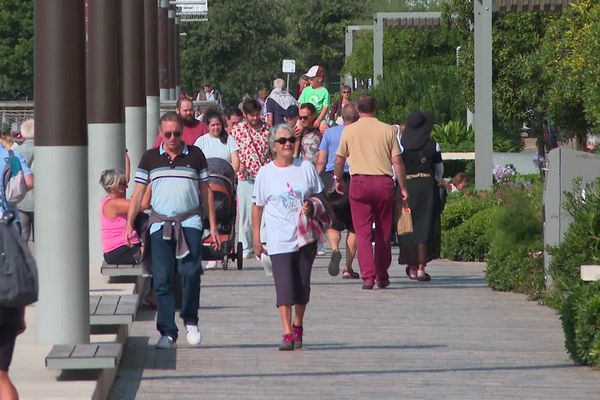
[580,265,600,281]
[100,261,143,277]
[45,343,123,370]
[90,294,139,326]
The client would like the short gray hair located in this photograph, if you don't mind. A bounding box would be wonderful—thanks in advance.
[20,119,34,140]
[269,124,294,155]
[273,78,285,90]
[99,168,125,194]
[342,102,359,123]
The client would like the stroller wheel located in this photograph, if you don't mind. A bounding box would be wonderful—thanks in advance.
[237,242,243,270]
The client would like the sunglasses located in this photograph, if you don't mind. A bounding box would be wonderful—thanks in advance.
[343,91,350,94]
[163,130,182,139]
[298,116,312,121]
[274,136,297,145]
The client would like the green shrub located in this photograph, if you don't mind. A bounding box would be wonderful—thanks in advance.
[485,181,545,299]
[442,207,499,261]
[486,241,545,299]
[441,193,494,231]
[547,177,600,308]
[432,120,475,152]
[562,281,600,366]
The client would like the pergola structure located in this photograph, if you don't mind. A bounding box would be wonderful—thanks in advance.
[363,1,572,189]
[472,0,572,188]
[344,25,373,87]
[493,0,571,12]
[372,12,442,87]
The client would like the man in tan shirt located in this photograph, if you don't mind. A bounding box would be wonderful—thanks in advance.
[334,93,408,289]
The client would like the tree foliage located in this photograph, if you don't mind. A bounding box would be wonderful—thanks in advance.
[180,0,289,108]
[443,0,600,148]
[0,0,33,100]
[180,0,368,107]
[343,16,464,125]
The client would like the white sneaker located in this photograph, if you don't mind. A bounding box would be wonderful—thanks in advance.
[156,335,175,349]
[317,243,326,256]
[186,325,202,346]
[205,260,217,269]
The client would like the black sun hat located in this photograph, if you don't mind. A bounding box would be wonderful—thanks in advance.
[401,111,434,150]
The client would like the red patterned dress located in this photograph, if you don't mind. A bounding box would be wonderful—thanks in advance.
[230,121,271,181]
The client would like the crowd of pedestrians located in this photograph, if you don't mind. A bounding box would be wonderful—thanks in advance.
[0,66,449,389]
[105,65,448,351]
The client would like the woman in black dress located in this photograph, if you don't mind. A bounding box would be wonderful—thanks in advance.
[398,112,444,281]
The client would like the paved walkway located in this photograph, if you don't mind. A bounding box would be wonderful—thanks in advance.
[109,249,600,400]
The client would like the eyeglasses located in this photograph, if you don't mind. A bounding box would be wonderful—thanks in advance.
[343,91,350,94]
[274,136,297,145]
[298,116,312,121]
[163,130,182,139]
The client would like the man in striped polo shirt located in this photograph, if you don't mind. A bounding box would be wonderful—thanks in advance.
[126,111,219,349]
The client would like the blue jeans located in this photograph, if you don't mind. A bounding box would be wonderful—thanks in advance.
[151,227,203,341]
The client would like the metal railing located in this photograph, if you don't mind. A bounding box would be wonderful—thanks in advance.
[0,100,220,132]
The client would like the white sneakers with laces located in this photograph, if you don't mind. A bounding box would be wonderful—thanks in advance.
[186,325,202,345]
[156,335,175,349]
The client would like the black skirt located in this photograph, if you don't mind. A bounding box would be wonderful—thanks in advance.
[398,176,441,265]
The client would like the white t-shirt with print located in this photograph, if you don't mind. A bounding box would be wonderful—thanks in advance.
[252,158,324,255]
[194,134,239,163]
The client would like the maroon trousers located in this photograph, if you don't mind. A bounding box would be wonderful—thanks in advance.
[348,175,395,283]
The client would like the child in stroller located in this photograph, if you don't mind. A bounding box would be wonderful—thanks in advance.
[202,157,244,269]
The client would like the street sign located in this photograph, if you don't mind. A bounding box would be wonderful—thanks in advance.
[282,59,296,74]
[171,0,208,21]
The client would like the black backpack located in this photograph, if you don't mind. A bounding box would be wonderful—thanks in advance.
[0,212,38,307]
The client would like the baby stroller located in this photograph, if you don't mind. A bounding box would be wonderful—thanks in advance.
[202,157,244,270]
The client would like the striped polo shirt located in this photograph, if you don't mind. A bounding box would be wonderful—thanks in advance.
[135,144,209,234]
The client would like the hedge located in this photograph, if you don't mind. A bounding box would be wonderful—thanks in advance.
[561,281,600,366]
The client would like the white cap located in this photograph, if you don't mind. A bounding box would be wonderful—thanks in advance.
[305,65,324,78]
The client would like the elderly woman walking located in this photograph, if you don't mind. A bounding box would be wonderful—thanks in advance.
[252,124,329,351]
[398,111,444,281]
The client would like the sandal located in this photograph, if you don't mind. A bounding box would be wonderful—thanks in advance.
[342,269,360,279]
[416,271,431,281]
[405,266,417,280]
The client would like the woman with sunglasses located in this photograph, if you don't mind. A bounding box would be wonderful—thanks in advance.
[252,124,330,351]
[99,168,150,265]
[328,85,352,126]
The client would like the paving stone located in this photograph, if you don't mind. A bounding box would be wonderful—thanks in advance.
[108,248,600,400]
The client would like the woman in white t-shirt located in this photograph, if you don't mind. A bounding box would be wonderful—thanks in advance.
[193,109,240,173]
[252,124,327,351]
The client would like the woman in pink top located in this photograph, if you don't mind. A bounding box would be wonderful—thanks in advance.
[99,168,148,264]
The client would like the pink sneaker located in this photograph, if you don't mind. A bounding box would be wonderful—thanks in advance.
[279,333,294,351]
[292,325,303,349]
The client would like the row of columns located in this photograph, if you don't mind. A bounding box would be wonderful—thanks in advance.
[34,0,181,345]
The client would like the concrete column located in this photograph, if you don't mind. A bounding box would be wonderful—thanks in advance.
[344,27,353,88]
[373,16,384,86]
[123,0,147,197]
[168,7,176,100]
[158,0,169,102]
[145,0,159,148]
[34,0,89,345]
[474,0,494,190]
[87,0,125,268]
[175,16,181,100]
